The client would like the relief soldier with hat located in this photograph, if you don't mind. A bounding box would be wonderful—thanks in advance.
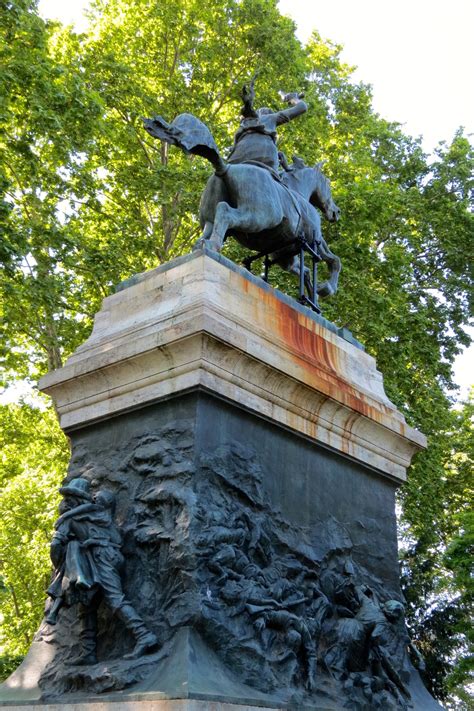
[46,477,158,664]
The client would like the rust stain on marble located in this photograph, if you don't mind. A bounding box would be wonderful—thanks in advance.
[269,295,392,426]
[231,273,403,432]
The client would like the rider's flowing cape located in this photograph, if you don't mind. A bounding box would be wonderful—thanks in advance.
[143,113,222,167]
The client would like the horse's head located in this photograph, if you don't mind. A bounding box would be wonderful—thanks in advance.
[284,157,340,223]
[310,161,340,223]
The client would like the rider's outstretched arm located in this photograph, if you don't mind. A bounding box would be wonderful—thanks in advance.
[276,92,308,125]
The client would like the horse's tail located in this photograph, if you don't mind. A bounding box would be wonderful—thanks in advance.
[143,112,227,175]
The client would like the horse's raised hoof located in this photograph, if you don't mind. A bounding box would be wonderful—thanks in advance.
[317,281,335,298]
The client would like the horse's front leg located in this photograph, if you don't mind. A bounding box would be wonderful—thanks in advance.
[317,239,341,297]
[278,256,314,299]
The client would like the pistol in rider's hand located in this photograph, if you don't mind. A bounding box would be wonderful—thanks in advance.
[279,91,305,105]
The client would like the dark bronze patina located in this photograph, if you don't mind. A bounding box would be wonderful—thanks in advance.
[45,478,158,664]
[144,78,341,312]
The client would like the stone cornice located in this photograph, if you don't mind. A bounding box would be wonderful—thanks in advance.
[40,249,426,482]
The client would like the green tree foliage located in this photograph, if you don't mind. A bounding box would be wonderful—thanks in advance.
[0,401,68,668]
[0,0,103,379]
[400,391,474,708]
[0,0,472,702]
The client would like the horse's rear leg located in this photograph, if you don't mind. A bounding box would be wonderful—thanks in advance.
[210,202,256,251]
[303,267,313,298]
[193,221,213,250]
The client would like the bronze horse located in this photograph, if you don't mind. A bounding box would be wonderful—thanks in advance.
[144,113,341,299]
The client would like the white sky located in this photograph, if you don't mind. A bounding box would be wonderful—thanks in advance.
[33,0,473,396]
[278,0,474,153]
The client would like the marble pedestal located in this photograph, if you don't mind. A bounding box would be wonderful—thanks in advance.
[0,250,441,710]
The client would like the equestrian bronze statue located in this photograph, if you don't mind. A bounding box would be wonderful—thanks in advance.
[144,77,341,311]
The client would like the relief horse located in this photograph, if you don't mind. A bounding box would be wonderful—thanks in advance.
[144,113,341,299]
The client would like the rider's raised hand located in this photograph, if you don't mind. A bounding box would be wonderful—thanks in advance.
[242,72,258,104]
[242,83,254,104]
[279,91,305,106]
[242,74,259,118]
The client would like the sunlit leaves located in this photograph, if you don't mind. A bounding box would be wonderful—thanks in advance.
[0,402,68,657]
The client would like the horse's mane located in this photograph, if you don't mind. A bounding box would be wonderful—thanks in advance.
[281,163,325,200]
